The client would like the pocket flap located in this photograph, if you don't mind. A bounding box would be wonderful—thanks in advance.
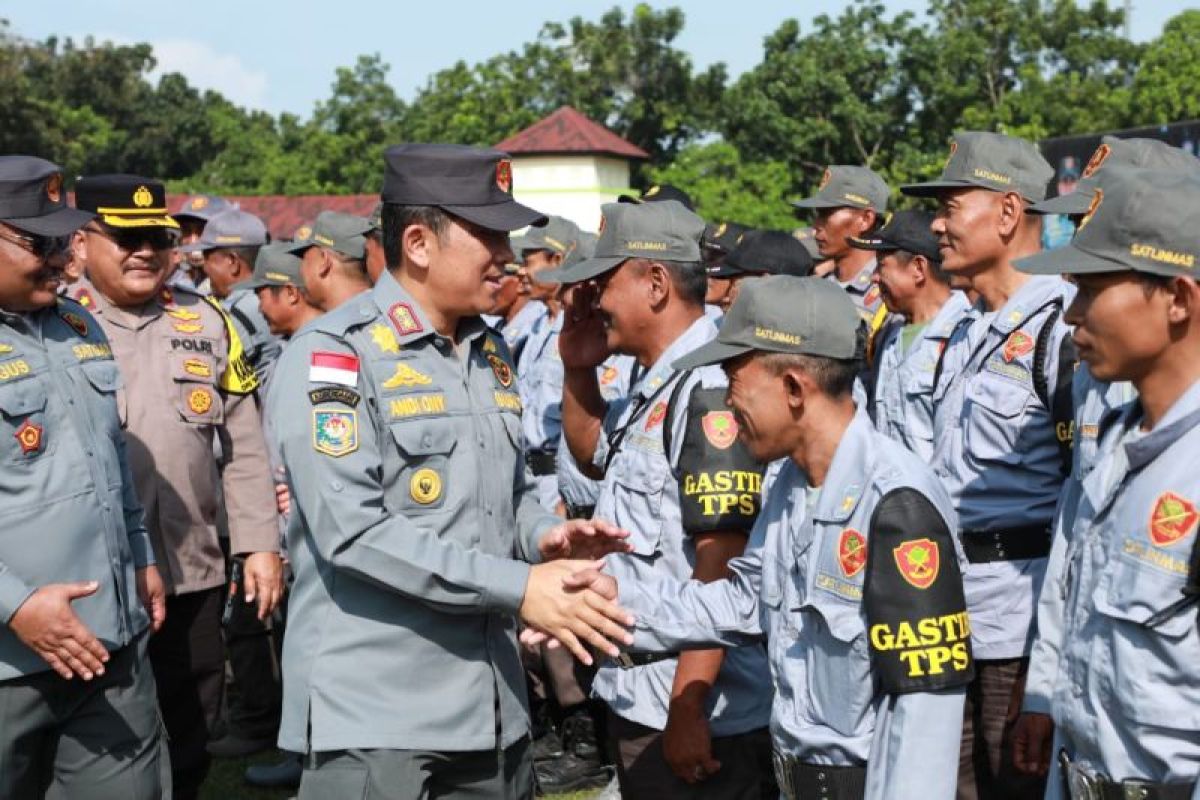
[390,418,457,456]
[82,362,123,393]
[805,597,865,643]
[0,381,47,417]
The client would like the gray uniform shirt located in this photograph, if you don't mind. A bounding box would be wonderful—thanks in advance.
[557,356,635,509]
[619,410,968,799]
[270,270,558,753]
[0,300,153,680]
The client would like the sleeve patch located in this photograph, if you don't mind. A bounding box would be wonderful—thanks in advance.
[677,387,764,536]
[865,487,974,694]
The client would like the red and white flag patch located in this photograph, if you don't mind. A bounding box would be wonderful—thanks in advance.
[310,351,360,387]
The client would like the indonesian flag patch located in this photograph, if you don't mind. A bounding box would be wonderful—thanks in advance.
[310,351,360,387]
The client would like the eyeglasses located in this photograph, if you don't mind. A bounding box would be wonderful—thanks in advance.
[84,225,178,252]
[0,227,72,259]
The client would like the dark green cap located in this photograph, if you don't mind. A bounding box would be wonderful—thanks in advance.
[1029,136,1200,216]
[521,215,582,258]
[902,131,1053,202]
[673,275,864,370]
[792,165,889,213]
[1014,166,1200,278]
[246,242,305,290]
[538,200,704,284]
[286,210,374,260]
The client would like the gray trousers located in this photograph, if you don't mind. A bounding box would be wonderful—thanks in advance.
[0,631,170,799]
[299,736,533,800]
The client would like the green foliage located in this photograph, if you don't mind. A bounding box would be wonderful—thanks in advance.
[1128,10,1200,124]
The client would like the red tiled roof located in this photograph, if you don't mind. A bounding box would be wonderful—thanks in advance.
[495,106,649,160]
[167,193,377,240]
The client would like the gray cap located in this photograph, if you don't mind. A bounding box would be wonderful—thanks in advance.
[521,215,582,258]
[246,242,305,290]
[1014,165,1200,278]
[287,210,374,260]
[538,200,704,284]
[179,208,267,253]
[673,275,865,370]
[902,131,1054,202]
[792,166,889,213]
[174,195,233,223]
[1029,137,1200,216]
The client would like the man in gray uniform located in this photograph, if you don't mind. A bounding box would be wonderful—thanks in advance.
[848,209,969,459]
[902,131,1075,800]
[1013,166,1200,797]
[269,143,635,799]
[543,276,975,799]
[287,210,374,313]
[0,156,168,798]
[550,201,774,798]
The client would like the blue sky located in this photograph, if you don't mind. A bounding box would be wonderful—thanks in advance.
[2,0,1189,117]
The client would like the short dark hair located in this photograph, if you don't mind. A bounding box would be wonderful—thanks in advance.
[893,249,950,284]
[759,351,862,397]
[224,245,260,268]
[381,204,451,270]
[1136,271,1174,297]
[659,259,706,306]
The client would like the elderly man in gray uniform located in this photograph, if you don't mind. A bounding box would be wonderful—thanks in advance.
[287,210,374,313]
[269,143,636,800]
[901,131,1075,800]
[544,276,975,799]
[0,156,168,798]
[549,201,774,798]
[1012,166,1200,798]
[848,209,969,458]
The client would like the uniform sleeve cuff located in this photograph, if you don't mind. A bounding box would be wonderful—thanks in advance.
[1020,688,1053,716]
[0,570,36,625]
[127,528,156,570]
[485,558,532,616]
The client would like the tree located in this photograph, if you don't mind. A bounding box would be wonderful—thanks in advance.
[1127,10,1200,124]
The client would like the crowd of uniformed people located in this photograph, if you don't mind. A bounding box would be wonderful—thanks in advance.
[0,128,1197,800]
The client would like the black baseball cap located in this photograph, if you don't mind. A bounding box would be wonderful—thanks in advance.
[702,221,752,255]
[0,156,94,237]
[709,230,814,278]
[381,143,547,232]
[847,209,941,263]
[618,183,695,211]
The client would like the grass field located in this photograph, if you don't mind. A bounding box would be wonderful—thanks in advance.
[200,751,602,800]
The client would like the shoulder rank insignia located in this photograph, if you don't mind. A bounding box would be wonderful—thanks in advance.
[60,311,88,337]
[313,409,359,457]
[1149,492,1199,548]
[73,287,95,308]
[370,323,400,354]
[410,467,443,504]
[174,322,203,335]
[381,362,433,389]
[13,419,43,455]
[600,365,619,386]
[838,529,867,578]
[644,400,668,431]
[893,538,940,589]
[487,353,514,388]
[1002,330,1034,363]
[160,288,175,306]
[0,343,12,354]
[167,307,202,322]
[388,303,423,336]
[701,411,738,449]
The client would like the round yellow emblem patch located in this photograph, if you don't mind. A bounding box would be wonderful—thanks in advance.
[410,468,443,505]
[188,387,213,415]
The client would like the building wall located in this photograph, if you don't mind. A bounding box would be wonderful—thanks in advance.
[510,155,634,232]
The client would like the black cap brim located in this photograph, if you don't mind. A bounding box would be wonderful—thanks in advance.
[672,339,754,371]
[441,200,547,232]
[706,263,746,278]
[537,255,627,285]
[899,179,979,197]
[3,207,95,237]
[1027,193,1089,216]
[846,234,894,252]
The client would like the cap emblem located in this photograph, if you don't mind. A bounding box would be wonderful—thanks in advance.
[818,168,832,190]
[496,159,513,193]
[715,222,727,237]
[190,197,209,211]
[947,140,958,162]
[598,215,607,234]
[644,185,661,197]
[1082,144,1112,179]
[295,226,312,241]
[45,173,63,203]
[132,185,154,208]
[1078,189,1103,231]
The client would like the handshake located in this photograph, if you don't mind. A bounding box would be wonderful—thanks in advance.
[520,518,633,664]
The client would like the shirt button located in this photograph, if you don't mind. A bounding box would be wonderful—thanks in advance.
[331,480,344,492]
[422,434,432,447]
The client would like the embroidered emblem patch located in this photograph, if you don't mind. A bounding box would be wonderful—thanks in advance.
[381,362,433,389]
[818,168,832,190]
[600,366,619,386]
[308,386,361,407]
[370,323,400,354]
[174,322,203,335]
[183,359,211,378]
[187,387,213,415]
[14,419,43,455]
[483,337,498,354]
[894,538,940,589]
[60,311,88,337]
[1149,492,1199,548]
[495,159,513,193]
[1002,330,1034,363]
[159,288,175,306]
[701,411,738,449]
[1078,189,1103,232]
[1082,143,1111,179]
[837,528,867,578]
[644,401,668,431]
[45,173,62,202]
[132,185,154,207]
[487,353,513,388]
[313,410,358,457]
[167,307,201,321]
[189,196,209,211]
[388,303,423,336]
[74,288,95,308]
[0,343,12,354]
[863,285,881,307]
[410,467,443,505]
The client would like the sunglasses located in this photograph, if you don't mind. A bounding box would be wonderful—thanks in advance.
[0,227,72,259]
[85,225,179,252]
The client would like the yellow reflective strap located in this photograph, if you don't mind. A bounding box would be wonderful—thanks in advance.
[202,296,259,395]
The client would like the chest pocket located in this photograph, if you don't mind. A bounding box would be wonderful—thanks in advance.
[0,376,53,464]
[799,595,872,735]
[171,357,224,426]
[80,360,125,431]
[608,452,668,557]
[964,377,1031,465]
[390,418,458,515]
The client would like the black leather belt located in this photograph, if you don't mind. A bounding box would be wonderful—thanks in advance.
[1060,749,1193,800]
[524,449,557,476]
[563,503,595,520]
[961,526,1052,563]
[612,652,676,670]
[773,753,866,800]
